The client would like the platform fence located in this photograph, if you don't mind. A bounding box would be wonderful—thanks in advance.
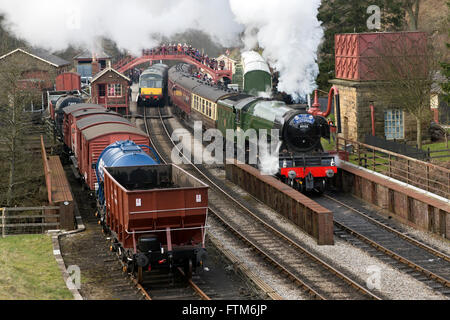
[336,137,450,199]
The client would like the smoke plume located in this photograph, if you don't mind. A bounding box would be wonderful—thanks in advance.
[0,0,323,98]
[229,0,324,100]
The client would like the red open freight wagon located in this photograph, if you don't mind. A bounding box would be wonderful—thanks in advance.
[102,164,209,280]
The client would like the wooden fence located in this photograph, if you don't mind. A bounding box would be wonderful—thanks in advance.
[1,206,60,237]
[336,137,450,199]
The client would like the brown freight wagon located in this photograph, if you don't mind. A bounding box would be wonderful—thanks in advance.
[67,108,120,153]
[79,123,150,190]
[62,103,104,146]
[102,164,209,280]
[74,115,132,158]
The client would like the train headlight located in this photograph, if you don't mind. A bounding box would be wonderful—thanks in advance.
[326,169,335,178]
[288,170,297,179]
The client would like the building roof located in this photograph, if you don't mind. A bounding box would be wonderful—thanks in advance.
[74,49,111,60]
[82,123,147,141]
[91,67,130,83]
[217,54,237,63]
[432,71,446,94]
[0,48,71,68]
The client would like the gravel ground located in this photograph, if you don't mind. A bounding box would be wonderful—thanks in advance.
[158,105,448,300]
[208,167,448,300]
[207,217,309,300]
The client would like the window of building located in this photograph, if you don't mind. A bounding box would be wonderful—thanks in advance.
[384,109,404,140]
[107,83,122,97]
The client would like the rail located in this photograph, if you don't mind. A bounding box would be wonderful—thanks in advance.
[143,106,381,300]
[336,137,450,199]
[177,267,211,300]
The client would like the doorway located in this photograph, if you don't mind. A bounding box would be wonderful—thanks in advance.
[98,84,106,104]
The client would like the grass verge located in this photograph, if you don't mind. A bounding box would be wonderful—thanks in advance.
[0,234,73,300]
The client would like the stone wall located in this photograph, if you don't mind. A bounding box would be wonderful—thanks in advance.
[330,79,430,144]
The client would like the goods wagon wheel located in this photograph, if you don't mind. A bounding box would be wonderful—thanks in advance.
[185,259,193,279]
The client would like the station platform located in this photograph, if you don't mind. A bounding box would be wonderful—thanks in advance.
[41,136,75,231]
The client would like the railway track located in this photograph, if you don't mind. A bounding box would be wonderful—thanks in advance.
[64,160,211,301]
[141,106,261,301]
[313,192,450,296]
[142,105,382,300]
[133,267,212,300]
[59,166,149,300]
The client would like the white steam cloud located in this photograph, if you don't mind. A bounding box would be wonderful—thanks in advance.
[0,0,323,98]
[229,0,324,100]
[0,0,242,53]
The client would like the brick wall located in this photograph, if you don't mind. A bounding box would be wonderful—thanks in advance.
[0,50,68,89]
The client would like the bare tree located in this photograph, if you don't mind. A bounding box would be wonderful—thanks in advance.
[404,0,420,30]
[371,33,437,149]
[0,55,42,206]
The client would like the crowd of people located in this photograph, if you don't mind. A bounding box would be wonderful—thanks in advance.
[192,71,212,83]
[142,44,226,71]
